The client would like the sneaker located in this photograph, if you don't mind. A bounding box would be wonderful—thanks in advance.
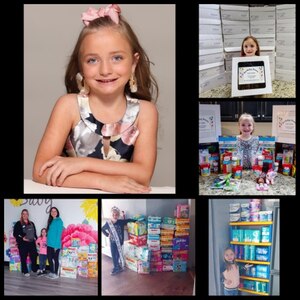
[116,267,124,274]
[37,270,44,276]
[24,273,30,277]
[46,273,55,278]
[110,268,118,276]
[49,273,59,279]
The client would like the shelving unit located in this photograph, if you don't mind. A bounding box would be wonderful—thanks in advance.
[230,221,273,296]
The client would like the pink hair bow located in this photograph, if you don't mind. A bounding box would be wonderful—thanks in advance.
[81,4,121,26]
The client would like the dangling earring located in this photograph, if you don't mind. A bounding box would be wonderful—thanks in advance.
[76,72,90,96]
[129,73,138,93]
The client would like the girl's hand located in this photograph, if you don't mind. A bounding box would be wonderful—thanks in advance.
[100,175,151,194]
[23,237,29,241]
[225,279,232,285]
[39,156,84,186]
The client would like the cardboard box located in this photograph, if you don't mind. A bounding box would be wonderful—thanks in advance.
[199,63,225,84]
[222,20,249,35]
[275,69,295,81]
[221,5,249,21]
[276,5,295,19]
[199,7,220,20]
[199,72,227,94]
[60,266,77,279]
[251,23,275,35]
[199,39,223,50]
[276,33,295,47]
[276,48,295,59]
[276,57,295,71]
[199,24,222,35]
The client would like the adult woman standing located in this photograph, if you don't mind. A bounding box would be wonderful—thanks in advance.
[45,207,64,279]
[13,209,38,276]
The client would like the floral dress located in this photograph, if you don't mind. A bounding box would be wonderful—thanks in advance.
[237,136,259,169]
[64,94,140,161]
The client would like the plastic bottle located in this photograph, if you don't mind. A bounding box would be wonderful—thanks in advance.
[232,156,238,167]
[258,155,264,167]
[274,162,279,172]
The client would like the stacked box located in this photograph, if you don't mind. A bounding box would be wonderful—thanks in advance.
[249,6,276,53]
[87,243,98,278]
[127,221,147,236]
[175,205,189,218]
[160,217,175,271]
[147,216,162,272]
[60,242,98,278]
[172,209,190,272]
[77,247,89,278]
[199,4,225,94]
[221,4,249,57]
[9,236,21,272]
[275,4,295,81]
[60,246,78,278]
[128,233,147,246]
[123,240,151,274]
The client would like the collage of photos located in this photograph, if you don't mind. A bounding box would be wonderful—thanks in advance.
[199,3,293,296]
[2,2,296,299]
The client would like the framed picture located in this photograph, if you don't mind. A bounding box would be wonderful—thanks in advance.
[232,56,272,97]
[199,104,221,143]
[272,105,295,144]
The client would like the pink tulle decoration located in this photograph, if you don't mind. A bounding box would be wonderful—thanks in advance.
[61,224,98,248]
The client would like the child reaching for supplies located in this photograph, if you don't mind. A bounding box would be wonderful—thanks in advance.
[101,206,135,275]
[236,113,259,170]
[221,247,253,295]
[36,228,47,276]
[33,4,158,194]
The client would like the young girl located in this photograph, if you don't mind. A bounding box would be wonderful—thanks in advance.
[32,4,158,194]
[101,206,135,275]
[236,113,259,170]
[221,247,252,295]
[240,36,266,98]
[241,36,260,57]
[36,228,47,276]
[45,207,64,279]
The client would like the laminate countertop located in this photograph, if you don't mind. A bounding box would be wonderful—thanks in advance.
[199,170,295,195]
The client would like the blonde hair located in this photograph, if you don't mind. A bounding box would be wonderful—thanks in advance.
[65,15,158,102]
[238,113,255,134]
[223,247,237,271]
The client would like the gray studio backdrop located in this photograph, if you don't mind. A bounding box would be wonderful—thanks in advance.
[24,4,175,187]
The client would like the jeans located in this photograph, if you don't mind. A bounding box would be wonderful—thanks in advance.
[47,246,60,274]
[39,254,47,270]
[224,288,239,296]
[110,241,121,270]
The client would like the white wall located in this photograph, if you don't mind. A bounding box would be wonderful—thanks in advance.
[24,4,175,187]
[4,199,98,261]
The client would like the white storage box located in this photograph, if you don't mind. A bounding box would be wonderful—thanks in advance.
[276,57,295,71]
[199,51,224,66]
[199,72,227,94]
[275,69,295,81]
[199,7,220,20]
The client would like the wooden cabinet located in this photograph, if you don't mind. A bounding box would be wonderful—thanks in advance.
[199,100,295,122]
